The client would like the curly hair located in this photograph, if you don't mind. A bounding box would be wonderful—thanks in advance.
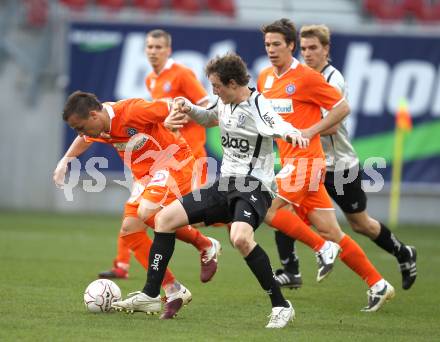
[205,53,250,86]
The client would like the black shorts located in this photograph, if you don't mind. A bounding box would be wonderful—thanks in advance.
[180,176,272,230]
[324,165,367,214]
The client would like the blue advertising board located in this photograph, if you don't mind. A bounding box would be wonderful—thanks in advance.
[66,22,440,184]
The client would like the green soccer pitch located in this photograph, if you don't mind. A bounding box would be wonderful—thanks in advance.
[0,211,439,341]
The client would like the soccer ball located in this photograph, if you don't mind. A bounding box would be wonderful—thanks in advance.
[83,279,121,313]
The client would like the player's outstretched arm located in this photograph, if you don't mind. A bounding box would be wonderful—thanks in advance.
[53,136,93,188]
[302,99,350,139]
[172,97,219,128]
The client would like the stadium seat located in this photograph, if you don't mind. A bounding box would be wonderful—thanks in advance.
[364,0,407,20]
[171,0,201,14]
[96,0,125,11]
[206,0,235,16]
[24,0,49,27]
[133,0,163,12]
[59,0,88,11]
[409,0,440,22]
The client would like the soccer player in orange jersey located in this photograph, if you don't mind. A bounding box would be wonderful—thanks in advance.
[257,19,395,312]
[273,24,417,291]
[99,29,211,280]
[53,91,221,319]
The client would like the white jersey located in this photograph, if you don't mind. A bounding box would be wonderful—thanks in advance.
[184,89,300,194]
[320,64,359,171]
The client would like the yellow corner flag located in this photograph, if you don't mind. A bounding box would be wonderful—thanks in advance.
[389,99,412,229]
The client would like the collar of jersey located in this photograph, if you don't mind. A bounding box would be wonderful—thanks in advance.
[273,57,300,78]
[103,103,116,133]
[157,58,175,75]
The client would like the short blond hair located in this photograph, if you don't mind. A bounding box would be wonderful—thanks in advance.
[300,24,330,47]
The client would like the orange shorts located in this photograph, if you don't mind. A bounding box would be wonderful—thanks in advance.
[276,158,334,222]
[123,160,195,218]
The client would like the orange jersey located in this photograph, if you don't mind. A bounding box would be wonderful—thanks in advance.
[84,98,193,182]
[257,58,343,163]
[145,59,208,158]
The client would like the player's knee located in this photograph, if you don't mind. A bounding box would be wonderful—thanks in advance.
[154,210,173,233]
[230,234,251,253]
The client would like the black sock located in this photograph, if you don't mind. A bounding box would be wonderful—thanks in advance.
[373,223,409,261]
[245,244,288,308]
[274,231,299,274]
[142,231,176,298]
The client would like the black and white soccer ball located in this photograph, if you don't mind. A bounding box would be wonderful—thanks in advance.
[83,279,121,313]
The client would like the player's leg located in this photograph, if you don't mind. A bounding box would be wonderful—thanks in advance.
[326,167,417,290]
[306,195,395,311]
[274,230,302,289]
[98,182,147,279]
[229,197,294,328]
[265,196,339,283]
[113,199,190,317]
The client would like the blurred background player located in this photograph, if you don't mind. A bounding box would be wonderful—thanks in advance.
[272,24,417,291]
[98,29,211,280]
[258,18,395,312]
[113,53,308,328]
[54,91,221,318]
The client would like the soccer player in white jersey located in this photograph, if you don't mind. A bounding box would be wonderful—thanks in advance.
[273,24,417,291]
[112,53,309,328]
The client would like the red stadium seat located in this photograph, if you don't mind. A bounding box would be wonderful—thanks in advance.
[206,0,234,16]
[59,0,88,11]
[133,0,163,12]
[408,0,440,22]
[24,0,49,27]
[171,0,201,14]
[96,0,125,11]
[364,0,408,20]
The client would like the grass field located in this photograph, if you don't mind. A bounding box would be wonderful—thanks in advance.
[1,211,439,341]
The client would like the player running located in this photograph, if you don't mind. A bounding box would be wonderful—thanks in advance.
[272,24,417,292]
[258,18,395,312]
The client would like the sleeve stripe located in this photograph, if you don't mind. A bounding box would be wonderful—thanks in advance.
[331,98,345,109]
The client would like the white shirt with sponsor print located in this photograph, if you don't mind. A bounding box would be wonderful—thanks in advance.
[181,89,300,194]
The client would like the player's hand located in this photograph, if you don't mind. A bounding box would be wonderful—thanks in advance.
[300,128,314,140]
[286,134,310,149]
[173,98,192,113]
[165,104,189,131]
[53,158,69,189]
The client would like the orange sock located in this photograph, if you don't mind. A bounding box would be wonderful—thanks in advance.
[270,209,325,252]
[175,225,212,252]
[121,231,175,287]
[114,233,131,267]
[339,234,383,287]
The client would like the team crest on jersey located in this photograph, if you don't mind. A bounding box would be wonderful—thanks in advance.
[127,127,138,136]
[285,84,296,95]
[237,114,246,128]
[163,81,171,93]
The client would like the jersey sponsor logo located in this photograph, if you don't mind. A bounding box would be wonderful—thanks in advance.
[269,99,293,114]
[262,112,275,128]
[112,134,148,152]
[127,127,138,136]
[221,133,250,153]
[285,83,296,95]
